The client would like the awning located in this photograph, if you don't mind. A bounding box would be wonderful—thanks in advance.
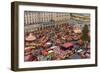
[62,42,73,48]
[25,33,36,41]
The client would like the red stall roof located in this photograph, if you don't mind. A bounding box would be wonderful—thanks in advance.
[63,42,73,48]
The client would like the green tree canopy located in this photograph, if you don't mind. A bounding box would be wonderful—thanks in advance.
[81,24,89,41]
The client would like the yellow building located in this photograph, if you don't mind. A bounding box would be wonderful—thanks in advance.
[71,13,90,24]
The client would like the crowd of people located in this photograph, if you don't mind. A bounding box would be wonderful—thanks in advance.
[24,23,90,61]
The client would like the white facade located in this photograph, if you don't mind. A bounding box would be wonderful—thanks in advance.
[24,11,90,32]
[24,11,70,25]
[24,11,71,32]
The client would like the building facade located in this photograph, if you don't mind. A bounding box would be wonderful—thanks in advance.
[24,11,90,32]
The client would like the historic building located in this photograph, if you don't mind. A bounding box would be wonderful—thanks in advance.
[24,11,90,32]
[24,11,70,32]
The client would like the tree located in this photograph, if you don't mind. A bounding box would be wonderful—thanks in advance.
[81,24,89,49]
[81,24,89,41]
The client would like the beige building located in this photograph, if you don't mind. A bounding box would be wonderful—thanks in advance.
[24,11,70,32]
[71,13,90,24]
[24,11,70,25]
[24,12,90,32]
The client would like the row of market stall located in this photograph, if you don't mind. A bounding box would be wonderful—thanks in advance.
[24,23,90,61]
